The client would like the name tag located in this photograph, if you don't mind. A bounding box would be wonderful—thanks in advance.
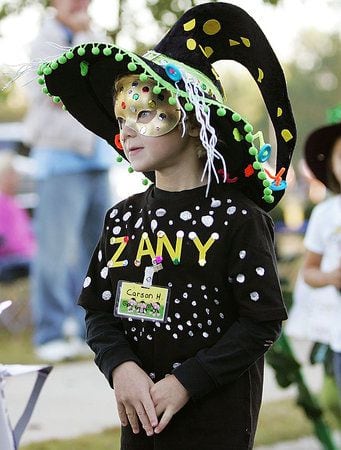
[114,280,170,322]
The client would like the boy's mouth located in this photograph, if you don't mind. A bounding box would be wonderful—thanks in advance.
[128,146,143,154]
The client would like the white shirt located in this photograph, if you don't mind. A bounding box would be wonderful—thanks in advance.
[286,195,341,352]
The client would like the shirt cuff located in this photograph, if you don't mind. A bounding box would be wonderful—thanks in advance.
[96,346,142,389]
[172,357,217,400]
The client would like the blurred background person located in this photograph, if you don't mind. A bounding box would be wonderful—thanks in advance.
[0,150,36,282]
[302,122,341,397]
[23,0,113,362]
[287,120,341,406]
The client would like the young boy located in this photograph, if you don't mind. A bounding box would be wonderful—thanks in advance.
[37,3,296,448]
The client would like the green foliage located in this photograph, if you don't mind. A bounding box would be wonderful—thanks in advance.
[287,32,341,164]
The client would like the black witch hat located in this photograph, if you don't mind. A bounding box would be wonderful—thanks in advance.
[38,2,296,210]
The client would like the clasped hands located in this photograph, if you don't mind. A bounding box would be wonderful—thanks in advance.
[112,361,189,436]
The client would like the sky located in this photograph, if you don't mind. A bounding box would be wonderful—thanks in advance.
[0,0,340,68]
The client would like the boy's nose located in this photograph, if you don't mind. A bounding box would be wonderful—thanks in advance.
[120,123,137,141]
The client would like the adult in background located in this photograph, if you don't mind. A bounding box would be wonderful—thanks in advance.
[23,0,113,362]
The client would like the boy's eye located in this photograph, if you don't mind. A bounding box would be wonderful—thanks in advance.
[137,110,156,123]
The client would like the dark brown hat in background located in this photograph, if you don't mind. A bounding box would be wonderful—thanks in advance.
[304,123,341,192]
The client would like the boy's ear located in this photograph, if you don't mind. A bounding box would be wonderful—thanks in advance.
[187,122,200,138]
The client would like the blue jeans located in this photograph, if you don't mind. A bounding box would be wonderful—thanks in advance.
[0,255,31,282]
[30,170,111,346]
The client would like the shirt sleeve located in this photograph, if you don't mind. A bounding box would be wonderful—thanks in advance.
[173,317,282,399]
[303,205,324,255]
[78,211,141,387]
[226,210,287,322]
[85,308,142,388]
[173,210,286,399]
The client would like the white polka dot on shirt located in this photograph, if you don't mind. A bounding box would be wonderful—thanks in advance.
[102,291,111,301]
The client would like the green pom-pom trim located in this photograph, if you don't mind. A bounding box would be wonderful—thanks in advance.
[245,133,254,143]
[62,105,67,111]
[116,156,123,163]
[127,62,137,71]
[248,146,257,156]
[58,55,67,64]
[77,47,86,56]
[51,61,59,70]
[53,96,61,103]
[43,67,52,76]
[66,51,74,60]
[139,73,148,82]
[168,97,177,106]
[263,187,272,196]
[264,194,274,203]
[257,171,267,180]
[153,86,161,95]
[115,53,124,61]
[142,178,149,186]
[103,47,112,56]
[244,123,253,133]
[217,107,226,117]
[253,161,261,170]
[232,113,241,122]
[201,83,207,91]
[263,179,271,187]
[128,166,134,173]
[91,46,100,55]
[42,87,49,94]
[38,77,45,85]
[37,66,44,76]
[185,103,194,112]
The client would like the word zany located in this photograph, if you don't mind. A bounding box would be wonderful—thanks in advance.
[108,230,219,268]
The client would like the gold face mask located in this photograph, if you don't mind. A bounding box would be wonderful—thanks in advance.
[114,75,181,137]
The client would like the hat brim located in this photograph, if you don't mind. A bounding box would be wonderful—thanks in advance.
[304,123,341,188]
[43,44,269,200]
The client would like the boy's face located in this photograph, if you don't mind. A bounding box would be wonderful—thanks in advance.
[118,118,196,175]
[114,75,203,178]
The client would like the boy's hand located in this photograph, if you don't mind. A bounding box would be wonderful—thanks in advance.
[112,361,158,436]
[150,374,190,434]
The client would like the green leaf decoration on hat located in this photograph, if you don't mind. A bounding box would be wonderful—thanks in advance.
[326,104,341,124]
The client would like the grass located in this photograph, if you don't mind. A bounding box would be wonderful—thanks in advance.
[21,429,121,450]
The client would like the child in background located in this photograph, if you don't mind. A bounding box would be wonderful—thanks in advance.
[37,3,296,449]
[302,123,341,395]
[0,151,36,282]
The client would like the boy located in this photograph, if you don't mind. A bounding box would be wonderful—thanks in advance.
[37,3,296,448]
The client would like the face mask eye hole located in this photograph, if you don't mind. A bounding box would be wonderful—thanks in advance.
[137,110,156,124]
